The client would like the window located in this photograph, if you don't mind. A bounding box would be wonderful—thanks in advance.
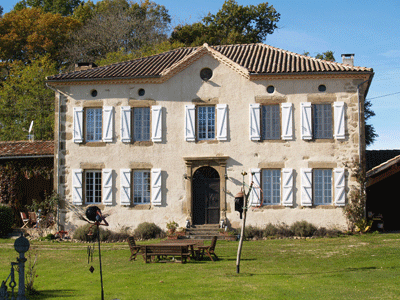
[250,103,293,141]
[133,170,151,204]
[185,104,227,141]
[262,169,281,205]
[261,105,280,140]
[121,105,162,143]
[133,107,151,141]
[85,170,102,204]
[313,169,332,205]
[198,106,215,140]
[313,104,332,139]
[86,108,102,142]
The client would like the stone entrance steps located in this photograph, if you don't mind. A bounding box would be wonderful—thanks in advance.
[185,224,222,240]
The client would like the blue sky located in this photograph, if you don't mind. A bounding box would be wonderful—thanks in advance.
[2,0,400,150]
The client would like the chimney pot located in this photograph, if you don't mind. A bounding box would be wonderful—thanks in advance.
[341,54,354,66]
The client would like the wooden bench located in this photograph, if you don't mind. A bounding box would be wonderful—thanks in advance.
[142,245,191,264]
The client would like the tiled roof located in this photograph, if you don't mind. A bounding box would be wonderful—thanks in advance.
[0,141,54,158]
[47,43,373,82]
[366,150,400,171]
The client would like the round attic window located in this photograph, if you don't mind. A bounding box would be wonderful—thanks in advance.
[138,88,145,96]
[91,89,98,97]
[200,68,213,81]
[318,84,327,92]
[267,85,275,94]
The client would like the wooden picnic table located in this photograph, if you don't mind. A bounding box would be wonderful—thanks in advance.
[140,240,202,263]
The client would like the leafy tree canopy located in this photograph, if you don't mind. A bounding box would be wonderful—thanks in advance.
[0,55,57,141]
[65,0,171,66]
[170,0,280,46]
[13,0,82,16]
[0,8,81,66]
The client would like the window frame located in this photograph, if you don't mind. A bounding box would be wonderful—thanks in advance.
[261,104,281,140]
[313,103,333,139]
[85,107,103,142]
[197,105,216,141]
[85,170,102,204]
[313,169,333,205]
[133,170,151,204]
[261,169,281,205]
[132,107,151,142]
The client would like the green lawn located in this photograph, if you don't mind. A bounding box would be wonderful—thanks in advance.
[1,233,400,299]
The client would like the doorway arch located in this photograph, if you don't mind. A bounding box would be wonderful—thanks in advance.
[192,166,220,225]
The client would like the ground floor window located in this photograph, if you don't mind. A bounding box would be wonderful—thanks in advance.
[313,169,332,205]
[85,170,102,203]
[262,169,281,205]
[133,170,151,204]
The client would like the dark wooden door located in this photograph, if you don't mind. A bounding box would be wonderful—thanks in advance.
[192,167,220,225]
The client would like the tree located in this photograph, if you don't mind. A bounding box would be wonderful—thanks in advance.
[64,0,171,65]
[0,8,80,66]
[315,50,335,61]
[13,0,82,16]
[170,0,280,46]
[0,56,57,141]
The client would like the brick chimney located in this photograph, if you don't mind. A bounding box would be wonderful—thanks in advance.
[341,54,354,66]
[74,62,97,72]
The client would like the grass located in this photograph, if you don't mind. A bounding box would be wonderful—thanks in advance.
[1,233,400,299]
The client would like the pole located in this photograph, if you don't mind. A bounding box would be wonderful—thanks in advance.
[97,224,104,300]
[236,172,253,274]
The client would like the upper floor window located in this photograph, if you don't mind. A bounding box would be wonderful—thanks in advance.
[313,104,332,139]
[121,105,163,143]
[261,105,280,140]
[185,104,227,142]
[133,107,151,142]
[197,106,215,140]
[86,108,102,142]
[250,103,293,141]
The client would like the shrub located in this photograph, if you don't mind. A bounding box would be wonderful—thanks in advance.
[244,225,263,239]
[263,223,278,237]
[290,221,317,237]
[134,222,163,240]
[73,224,111,242]
[313,227,342,238]
[0,205,13,237]
[275,223,294,237]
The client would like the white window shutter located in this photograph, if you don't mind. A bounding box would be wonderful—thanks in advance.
[72,169,83,205]
[249,103,261,141]
[73,107,84,143]
[334,102,346,140]
[334,168,346,206]
[151,105,163,142]
[120,169,131,205]
[102,169,113,205]
[103,106,114,142]
[185,105,196,141]
[301,168,313,206]
[151,168,162,206]
[120,106,131,143]
[281,103,294,140]
[249,168,261,206]
[282,168,294,206]
[301,102,312,140]
[216,104,228,141]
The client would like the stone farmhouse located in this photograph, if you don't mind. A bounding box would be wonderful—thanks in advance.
[46,43,374,232]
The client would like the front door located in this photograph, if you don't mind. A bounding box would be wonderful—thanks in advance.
[192,167,220,225]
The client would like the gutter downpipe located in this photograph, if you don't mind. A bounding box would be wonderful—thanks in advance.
[45,82,62,232]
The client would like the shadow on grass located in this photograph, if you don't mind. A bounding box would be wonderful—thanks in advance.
[28,289,76,299]
[226,266,390,277]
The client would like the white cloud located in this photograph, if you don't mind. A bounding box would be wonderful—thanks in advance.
[380,50,400,58]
